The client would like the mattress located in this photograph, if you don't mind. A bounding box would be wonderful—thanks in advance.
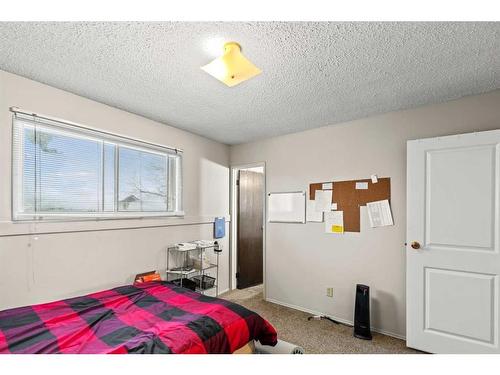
[0,281,277,354]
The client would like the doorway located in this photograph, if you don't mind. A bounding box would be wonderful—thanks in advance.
[230,164,265,293]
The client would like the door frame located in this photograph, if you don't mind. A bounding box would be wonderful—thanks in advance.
[230,162,266,297]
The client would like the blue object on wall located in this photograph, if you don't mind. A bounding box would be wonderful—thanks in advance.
[214,217,225,239]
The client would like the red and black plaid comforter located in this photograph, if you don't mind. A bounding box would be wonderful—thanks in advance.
[0,281,277,354]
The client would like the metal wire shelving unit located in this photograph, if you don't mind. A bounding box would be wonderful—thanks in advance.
[165,241,221,296]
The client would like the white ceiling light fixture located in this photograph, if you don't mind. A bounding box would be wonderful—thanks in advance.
[201,42,262,87]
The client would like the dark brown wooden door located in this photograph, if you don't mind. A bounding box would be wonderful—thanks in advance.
[237,170,264,289]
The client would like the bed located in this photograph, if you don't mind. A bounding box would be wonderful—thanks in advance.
[0,281,277,354]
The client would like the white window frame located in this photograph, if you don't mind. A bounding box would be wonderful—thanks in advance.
[12,112,184,221]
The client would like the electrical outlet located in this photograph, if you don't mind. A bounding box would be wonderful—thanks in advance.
[326,287,334,298]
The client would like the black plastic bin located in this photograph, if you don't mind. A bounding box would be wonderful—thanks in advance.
[192,275,216,290]
[170,278,197,291]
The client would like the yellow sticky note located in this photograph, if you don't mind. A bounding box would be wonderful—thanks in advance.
[332,225,343,233]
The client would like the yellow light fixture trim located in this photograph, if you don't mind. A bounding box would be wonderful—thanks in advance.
[201,42,261,87]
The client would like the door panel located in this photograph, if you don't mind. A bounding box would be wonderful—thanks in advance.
[425,268,496,344]
[425,146,495,250]
[237,170,264,289]
[407,130,500,353]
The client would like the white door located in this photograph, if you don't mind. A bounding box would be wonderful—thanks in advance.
[407,130,500,353]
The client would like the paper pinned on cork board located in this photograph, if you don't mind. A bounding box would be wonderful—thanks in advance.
[355,182,368,190]
[325,211,344,234]
[366,199,394,227]
[322,182,333,190]
[314,189,333,212]
[306,200,323,222]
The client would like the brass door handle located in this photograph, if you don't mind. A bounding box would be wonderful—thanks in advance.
[410,241,421,250]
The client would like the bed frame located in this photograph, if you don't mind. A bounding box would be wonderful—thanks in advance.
[233,341,255,354]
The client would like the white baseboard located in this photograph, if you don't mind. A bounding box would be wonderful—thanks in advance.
[265,297,406,341]
[217,288,229,296]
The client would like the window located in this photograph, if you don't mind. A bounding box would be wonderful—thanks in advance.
[12,113,183,220]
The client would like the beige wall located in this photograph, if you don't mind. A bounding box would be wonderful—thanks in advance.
[0,71,230,310]
[230,90,500,338]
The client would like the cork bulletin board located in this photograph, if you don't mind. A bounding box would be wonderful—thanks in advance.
[309,178,391,232]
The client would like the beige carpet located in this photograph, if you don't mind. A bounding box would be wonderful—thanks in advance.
[221,285,421,354]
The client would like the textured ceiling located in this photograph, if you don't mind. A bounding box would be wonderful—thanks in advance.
[0,22,499,144]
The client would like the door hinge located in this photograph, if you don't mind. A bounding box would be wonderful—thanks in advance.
[236,272,240,279]
[236,179,240,186]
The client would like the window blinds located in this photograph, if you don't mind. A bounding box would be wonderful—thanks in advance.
[12,113,183,220]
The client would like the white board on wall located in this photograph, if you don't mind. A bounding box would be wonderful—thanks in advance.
[268,191,306,223]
